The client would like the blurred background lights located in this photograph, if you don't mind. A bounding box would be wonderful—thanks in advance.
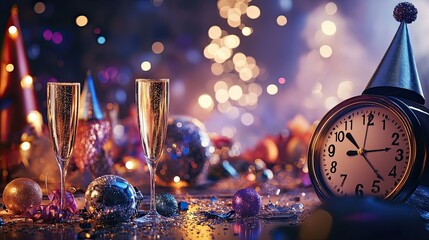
[319,45,333,58]
[76,15,88,27]
[51,32,63,44]
[34,2,46,14]
[211,62,224,75]
[173,176,181,183]
[325,96,339,110]
[8,26,18,36]
[20,75,34,88]
[241,26,252,36]
[241,112,254,126]
[337,81,354,99]
[277,15,288,26]
[321,20,336,36]
[215,89,229,103]
[125,160,135,170]
[246,5,261,19]
[278,77,286,84]
[97,36,106,44]
[228,85,243,101]
[278,0,293,11]
[224,34,240,49]
[267,84,278,95]
[20,141,31,151]
[152,41,164,54]
[198,94,214,110]
[5,63,14,72]
[325,2,338,15]
[208,25,222,39]
[141,61,151,71]
[115,89,127,103]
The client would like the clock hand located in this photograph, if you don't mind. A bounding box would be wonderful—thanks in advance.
[346,150,358,156]
[346,147,391,156]
[346,133,360,149]
[365,147,391,153]
[361,154,384,181]
[362,113,373,149]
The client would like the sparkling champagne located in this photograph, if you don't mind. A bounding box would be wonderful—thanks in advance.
[136,79,169,162]
[47,83,80,162]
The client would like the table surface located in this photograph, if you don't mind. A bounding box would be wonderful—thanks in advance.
[1,186,429,240]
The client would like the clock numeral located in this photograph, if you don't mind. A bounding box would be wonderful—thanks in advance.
[328,144,335,157]
[391,132,400,145]
[395,149,404,161]
[340,174,347,187]
[330,161,337,173]
[389,165,397,178]
[362,113,374,126]
[355,184,364,196]
[371,180,380,193]
[382,119,386,130]
[335,131,345,142]
[345,120,353,131]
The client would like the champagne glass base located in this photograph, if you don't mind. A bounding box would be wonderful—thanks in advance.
[135,211,169,224]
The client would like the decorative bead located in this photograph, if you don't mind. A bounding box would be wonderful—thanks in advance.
[232,188,262,217]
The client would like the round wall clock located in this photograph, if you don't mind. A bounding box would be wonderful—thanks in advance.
[308,2,429,202]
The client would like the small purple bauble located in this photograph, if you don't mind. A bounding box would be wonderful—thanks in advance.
[232,188,262,217]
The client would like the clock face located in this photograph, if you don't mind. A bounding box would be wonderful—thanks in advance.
[312,101,416,200]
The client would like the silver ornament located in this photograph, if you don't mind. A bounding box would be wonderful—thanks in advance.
[84,175,142,223]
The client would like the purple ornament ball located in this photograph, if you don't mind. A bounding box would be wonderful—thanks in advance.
[232,188,262,217]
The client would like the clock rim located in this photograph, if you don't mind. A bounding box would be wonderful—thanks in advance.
[308,94,426,203]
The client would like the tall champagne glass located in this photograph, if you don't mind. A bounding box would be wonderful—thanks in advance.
[135,79,169,223]
[47,82,80,216]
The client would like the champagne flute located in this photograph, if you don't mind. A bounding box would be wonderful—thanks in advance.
[135,79,169,223]
[47,82,80,217]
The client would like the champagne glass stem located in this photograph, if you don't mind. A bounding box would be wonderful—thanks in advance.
[147,160,157,215]
[59,159,68,210]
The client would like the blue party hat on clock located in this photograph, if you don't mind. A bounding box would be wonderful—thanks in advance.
[363,2,425,104]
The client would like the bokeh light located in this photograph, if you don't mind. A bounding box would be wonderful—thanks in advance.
[141,61,151,71]
[246,5,261,19]
[8,26,18,36]
[152,41,164,54]
[5,63,14,72]
[34,2,46,14]
[241,112,254,126]
[198,94,214,110]
[76,15,88,27]
[337,81,354,99]
[321,20,336,36]
[267,84,278,95]
[241,26,252,36]
[20,75,34,88]
[229,85,243,100]
[319,45,333,58]
[208,25,222,39]
[97,36,106,44]
[277,15,288,26]
[325,2,338,15]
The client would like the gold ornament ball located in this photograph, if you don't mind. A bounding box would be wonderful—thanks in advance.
[3,178,43,214]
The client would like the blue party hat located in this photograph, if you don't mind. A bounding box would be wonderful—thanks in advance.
[363,2,424,104]
[79,70,104,120]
